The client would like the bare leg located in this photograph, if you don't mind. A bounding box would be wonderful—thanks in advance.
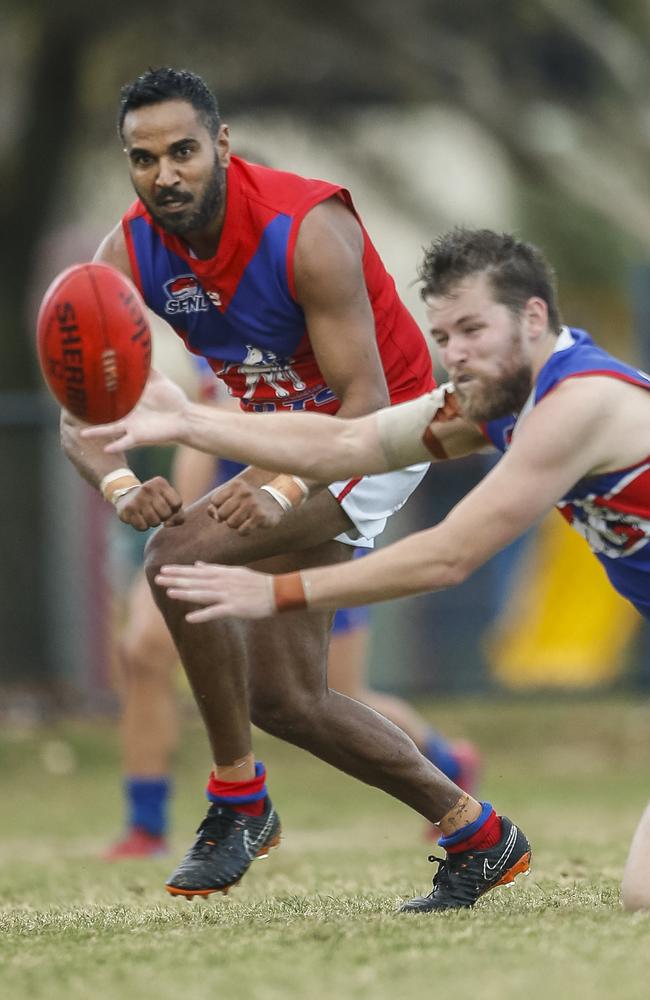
[328,626,432,749]
[246,598,462,821]
[103,570,181,857]
[145,475,466,824]
[327,619,481,806]
[119,571,179,775]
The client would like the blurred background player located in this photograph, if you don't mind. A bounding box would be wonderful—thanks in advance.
[105,354,480,859]
[621,803,650,912]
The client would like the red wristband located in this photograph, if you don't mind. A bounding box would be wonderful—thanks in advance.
[422,425,448,460]
[273,572,308,612]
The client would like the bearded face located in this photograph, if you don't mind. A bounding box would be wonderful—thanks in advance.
[143,154,226,237]
[451,322,533,423]
[123,99,229,241]
[427,273,538,424]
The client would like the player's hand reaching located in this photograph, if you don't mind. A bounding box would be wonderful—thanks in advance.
[156,562,276,620]
[116,476,184,530]
[81,369,190,451]
[208,479,288,535]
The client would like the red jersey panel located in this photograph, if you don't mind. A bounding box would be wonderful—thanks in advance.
[123,156,434,412]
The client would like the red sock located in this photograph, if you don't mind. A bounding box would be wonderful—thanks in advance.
[446,809,502,853]
[206,763,267,816]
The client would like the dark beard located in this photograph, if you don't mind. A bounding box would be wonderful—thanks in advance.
[147,163,225,236]
[456,362,533,423]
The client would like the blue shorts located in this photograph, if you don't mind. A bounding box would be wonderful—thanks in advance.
[214,458,245,487]
[332,604,370,634]
[331,548,369,634]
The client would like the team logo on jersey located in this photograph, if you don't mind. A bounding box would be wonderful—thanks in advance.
[245,384,338,412]
[559,496,650,559]
[163,274,210,315]
[221,345,307,400]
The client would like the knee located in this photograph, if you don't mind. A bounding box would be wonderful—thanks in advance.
[119,621,176,682]
[143,518,238,587]
[120,618,178,677]
[143,523,207,598]
[143,526,178,583]
[250,686,321,742]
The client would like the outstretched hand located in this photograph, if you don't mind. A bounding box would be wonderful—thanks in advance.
[155,562,276,621]
[81,369,190,452]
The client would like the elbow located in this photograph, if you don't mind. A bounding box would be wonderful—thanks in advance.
[337,419,385,476]
[424,547,475,591]
[438,559,471,589]
[302,420,374,481]
[411,556,470,594]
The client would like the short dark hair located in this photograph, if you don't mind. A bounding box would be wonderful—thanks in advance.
[419,228,561,333]
[118,67,221,139]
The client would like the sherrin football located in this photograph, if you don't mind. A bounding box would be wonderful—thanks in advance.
[37,262,152,424]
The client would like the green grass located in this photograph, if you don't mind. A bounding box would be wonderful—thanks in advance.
[2,697,650,1000]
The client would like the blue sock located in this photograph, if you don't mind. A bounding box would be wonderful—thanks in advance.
[439,801,493,850]
[423,732,460,783]
[126,777,171,837]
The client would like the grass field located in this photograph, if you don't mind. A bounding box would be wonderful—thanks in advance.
[2,696,650,1000]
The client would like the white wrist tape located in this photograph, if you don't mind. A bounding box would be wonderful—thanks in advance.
[99,468,135,494]
[290,476,310,501]
[260,484,293,512]
[110,484,141,505]
[376,383,457,467]
[99,467,141,505]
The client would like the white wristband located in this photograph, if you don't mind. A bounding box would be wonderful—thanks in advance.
[291,476,310,501]
[260,484,293,513]
[99,468,136,494]
[110,484,141,505]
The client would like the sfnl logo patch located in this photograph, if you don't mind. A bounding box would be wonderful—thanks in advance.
[163,274,210,315]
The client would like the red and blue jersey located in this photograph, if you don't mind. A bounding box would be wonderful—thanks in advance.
[122,156,434,413]
[483,327,650,619]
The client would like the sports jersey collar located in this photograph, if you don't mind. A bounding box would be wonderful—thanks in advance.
[554,325,575,353]
[511,326,574,439]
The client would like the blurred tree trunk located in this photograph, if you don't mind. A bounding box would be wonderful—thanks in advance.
[0,11,89,391]
[0,11,89,684]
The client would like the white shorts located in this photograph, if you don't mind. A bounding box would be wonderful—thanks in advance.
[328,463,430,548]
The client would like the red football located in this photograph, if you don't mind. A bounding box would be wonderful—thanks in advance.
[37,262,152,424]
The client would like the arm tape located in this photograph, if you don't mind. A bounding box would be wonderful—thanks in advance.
[261,475,310,512]
[376,383,457,467]
[99,468,142,503]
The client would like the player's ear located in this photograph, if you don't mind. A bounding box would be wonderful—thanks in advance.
[524,296,548,340]
[216,124,231,167]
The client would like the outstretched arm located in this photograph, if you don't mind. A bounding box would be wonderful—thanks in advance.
[84,196,485,480]
[83,369,485,479]
[155,377,611,620]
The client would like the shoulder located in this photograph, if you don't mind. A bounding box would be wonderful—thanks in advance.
[93,223,133,280]
[536,327,638,398]
[299,196,361,243]
[234,156,344,214]
[541,370,642,417]
[294,196,363,278]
